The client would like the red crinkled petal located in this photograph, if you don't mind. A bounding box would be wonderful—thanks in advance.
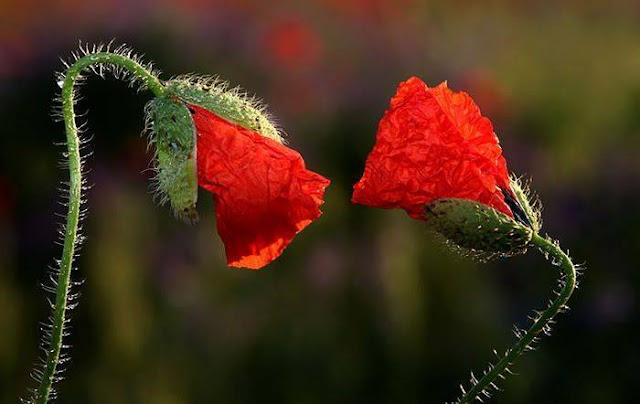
[352,77,512,219]
[190,104,330,269]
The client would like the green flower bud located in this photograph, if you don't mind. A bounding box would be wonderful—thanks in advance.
[425,198,534,257]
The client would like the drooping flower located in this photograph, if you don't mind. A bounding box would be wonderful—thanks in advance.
[148,77,330,269]
[353,77,538,255]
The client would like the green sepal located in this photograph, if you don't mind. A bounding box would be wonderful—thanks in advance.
[509,176,541,233]
[164,76,282,143]
[147,96,199,222]
[425,198,534,257]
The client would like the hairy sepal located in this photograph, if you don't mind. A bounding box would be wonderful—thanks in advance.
[147,96,199,222]
[425,198,533,257]
[165,75,283,143]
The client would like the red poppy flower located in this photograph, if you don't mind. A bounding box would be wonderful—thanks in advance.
[352,76,514,220]
[190,104,330,269]
[263,15,324,71]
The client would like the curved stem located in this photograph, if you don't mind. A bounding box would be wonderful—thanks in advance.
[457,233,577,403]
[32,52,164,404]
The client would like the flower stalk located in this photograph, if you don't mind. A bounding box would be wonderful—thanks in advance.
[31,49,164,404]
[456,233,577,403]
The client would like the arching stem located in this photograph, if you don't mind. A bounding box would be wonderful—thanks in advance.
[457,233,577,403]
[32,52,164,404]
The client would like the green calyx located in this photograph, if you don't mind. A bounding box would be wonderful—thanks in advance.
[164,75,283,143]
[425,198,534,257]
[146,96,199,222]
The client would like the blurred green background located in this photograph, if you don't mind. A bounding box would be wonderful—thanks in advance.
[1,0,639,403]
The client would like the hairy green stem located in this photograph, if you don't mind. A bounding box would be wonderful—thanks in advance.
[457,233,577,403]
[32,52,164,404]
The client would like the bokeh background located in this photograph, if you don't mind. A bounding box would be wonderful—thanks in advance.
[1,1,639,403]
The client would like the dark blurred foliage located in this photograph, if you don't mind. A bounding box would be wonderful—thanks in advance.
[1,0,640,403]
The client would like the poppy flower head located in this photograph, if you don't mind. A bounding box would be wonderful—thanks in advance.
[147,76,330,269]
[353,77,539,256]
[353,76,514,220]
